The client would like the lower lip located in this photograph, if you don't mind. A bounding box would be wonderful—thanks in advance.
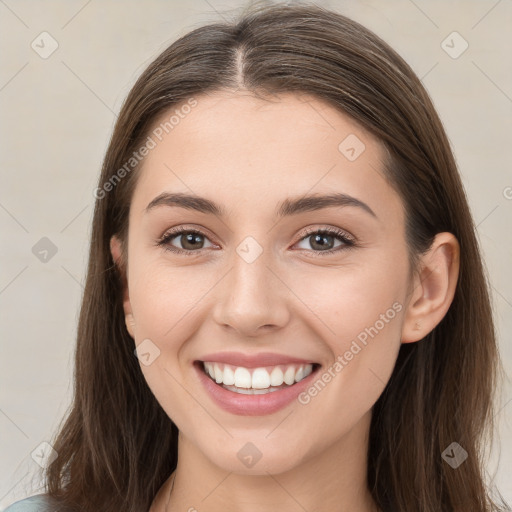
[194,361,320,416]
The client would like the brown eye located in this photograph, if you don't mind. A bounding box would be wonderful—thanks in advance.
[175,232,206,250]
[157,226,355,257]
[158,228,215,255]
[294,227,355,255]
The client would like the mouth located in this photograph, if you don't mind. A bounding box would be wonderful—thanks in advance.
[194,360,322,395]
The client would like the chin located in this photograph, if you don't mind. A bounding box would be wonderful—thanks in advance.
[199,436,312,476]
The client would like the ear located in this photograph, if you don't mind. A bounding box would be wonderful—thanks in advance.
[401,232,460,343]
[110,235,136,339]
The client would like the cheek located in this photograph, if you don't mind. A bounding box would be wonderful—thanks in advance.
[129,260,207,341]
[127,260,210,426]
[290,261,405,413]
[293,260,405,347]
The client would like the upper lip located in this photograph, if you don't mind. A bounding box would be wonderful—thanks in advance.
[197,351,318,368]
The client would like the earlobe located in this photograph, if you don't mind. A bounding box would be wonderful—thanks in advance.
[401,232,460,343]
[124,312,136,339]
[110,235,136,339]
[110,235,123,267]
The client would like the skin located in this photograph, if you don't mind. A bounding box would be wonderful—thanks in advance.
[110,90,460,512]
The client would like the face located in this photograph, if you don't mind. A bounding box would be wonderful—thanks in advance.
[114,90,413,475]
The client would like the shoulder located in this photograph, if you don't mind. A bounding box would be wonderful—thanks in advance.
[3,494,61,512]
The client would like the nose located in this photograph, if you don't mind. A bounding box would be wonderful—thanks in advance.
[211,248,290,337]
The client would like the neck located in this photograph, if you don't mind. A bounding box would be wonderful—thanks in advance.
[154,411,379,512]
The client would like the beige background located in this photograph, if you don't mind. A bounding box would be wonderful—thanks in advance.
[1,0,511,508]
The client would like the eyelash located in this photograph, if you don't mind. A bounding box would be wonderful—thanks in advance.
[156,225,356,257]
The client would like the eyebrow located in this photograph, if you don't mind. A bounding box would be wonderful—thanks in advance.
[145,191,377,219]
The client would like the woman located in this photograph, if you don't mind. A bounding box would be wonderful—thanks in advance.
[6,2,510,511]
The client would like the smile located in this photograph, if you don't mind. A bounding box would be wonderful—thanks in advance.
[202,361,316,394]
[194,360,321,415]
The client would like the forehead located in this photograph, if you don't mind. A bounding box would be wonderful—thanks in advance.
[131,90,404,224]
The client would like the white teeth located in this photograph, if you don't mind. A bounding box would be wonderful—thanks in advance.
[233,367,252,388]
[222,384,283,394]
[214,363,223,384]
[283,366,296,385]
[251,368,271,389]
[223,365,235,386]
[270,366,284,386]
[202,361,314,390]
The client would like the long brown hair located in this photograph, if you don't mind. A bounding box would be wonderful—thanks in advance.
[45,2,509,511]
